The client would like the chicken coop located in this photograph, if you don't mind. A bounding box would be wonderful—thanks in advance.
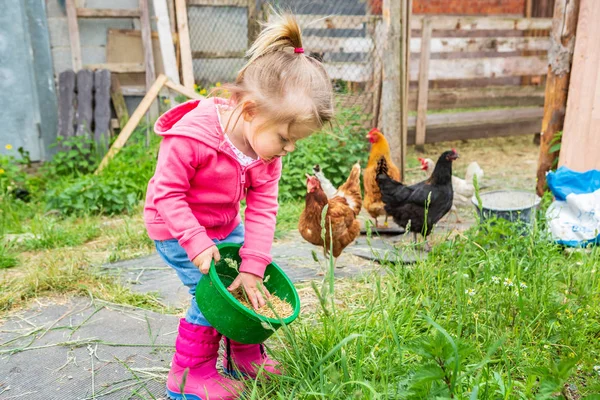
[1,0,561,172]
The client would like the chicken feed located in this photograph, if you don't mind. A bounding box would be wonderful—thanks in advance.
[222,258,294,319]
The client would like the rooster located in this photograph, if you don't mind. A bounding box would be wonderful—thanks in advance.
[377,150,458,250]
[299,163,362,266]
[419,157,484,222]
[363,128,401,228]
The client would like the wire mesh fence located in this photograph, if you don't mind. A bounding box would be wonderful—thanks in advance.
[187,0,382,126]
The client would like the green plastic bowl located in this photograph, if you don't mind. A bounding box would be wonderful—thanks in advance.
[195,243,300,344]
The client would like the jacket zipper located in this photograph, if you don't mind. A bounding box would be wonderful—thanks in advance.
[220,144,262,203]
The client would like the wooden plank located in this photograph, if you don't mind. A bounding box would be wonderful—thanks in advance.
[292,14,373,30]
[76,8,141,18]
[410,36,550,53]
[106,29,164,88]
[406,107,544,144]
[95,74,169,174]
[559,0,599,171]
[381,0,403,173]
[139,0,158,119]
[401,0,412,178]
[407,115,542,144]
[187,0,247,6]
[537,0,580,195]
[84,63,146,73]
[408,85,546,110]
[415,18,432,150]
[57,70,76,142]
[411,15,553,30]
[164,79,204,99]
[152,0,180,84]
[110,75,129,128]
[94,69,112,151]
[192,50,246,59]
[65,0,82,71]
[121,85,146,96]
[175,0,195,89]
[167,0,180,71]
[409,55,548,80]
[408,107,544,128]
[75,69,94,138]
[291,15,553,31]
[303,36,374,53]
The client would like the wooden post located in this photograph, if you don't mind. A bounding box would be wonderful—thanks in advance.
[75,69,94,138]
[95,74,169,174]
[381,0,405,178]
[57,70,76,144]
[139,0,158,119]
[94,69,112,151]
[536,0,580,196]
[414,17,431,152]
[175,0,195,90]
[400,0,411,179]
[558,0,600,171]
[110,75,130,129]
[153,0,180,84]
[65,0,82,71]
[247,0,260,47]
[165,80,204,99]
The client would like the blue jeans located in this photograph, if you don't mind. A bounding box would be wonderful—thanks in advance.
[155,223,245,326]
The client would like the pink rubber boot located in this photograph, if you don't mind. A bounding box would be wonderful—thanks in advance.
[166,319,244,400]
[223,338,281,379]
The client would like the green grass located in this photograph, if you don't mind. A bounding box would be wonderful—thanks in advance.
[276,200,304,238]
[14,215,101,251]
[248,217,600,399]
[0,242,17,269]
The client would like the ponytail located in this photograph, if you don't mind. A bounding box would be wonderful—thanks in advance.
[238,12,303,80]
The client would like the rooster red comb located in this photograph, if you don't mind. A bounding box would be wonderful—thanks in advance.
[368,128,381,135]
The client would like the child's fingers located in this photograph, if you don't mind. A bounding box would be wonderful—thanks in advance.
[212,247,221,263]
[227,275,242,291]
[255,290,266,308]
[248,290,259,310]
[200,259,211,274]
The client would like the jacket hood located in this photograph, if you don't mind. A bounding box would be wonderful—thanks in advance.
[154,97,230,148]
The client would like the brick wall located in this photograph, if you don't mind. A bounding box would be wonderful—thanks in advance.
[369,0,526,15]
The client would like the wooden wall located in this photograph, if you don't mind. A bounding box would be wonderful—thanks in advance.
[558,0,600,171]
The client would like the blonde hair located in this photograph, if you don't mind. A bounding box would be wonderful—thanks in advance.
[224,11,334,136]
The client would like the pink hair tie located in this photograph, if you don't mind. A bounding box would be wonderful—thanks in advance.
[294,47,304,54]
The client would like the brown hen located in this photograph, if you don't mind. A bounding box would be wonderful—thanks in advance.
[298,163,362,264]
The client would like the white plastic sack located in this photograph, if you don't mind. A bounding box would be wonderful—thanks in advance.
[546,167,600,247]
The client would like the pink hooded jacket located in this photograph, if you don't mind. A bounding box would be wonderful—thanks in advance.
[144,97,282,278]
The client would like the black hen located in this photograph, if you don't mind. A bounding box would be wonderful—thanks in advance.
[376,150,459,248]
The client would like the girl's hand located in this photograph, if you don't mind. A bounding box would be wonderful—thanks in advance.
[227,272,271,310]
[192,246,221,274]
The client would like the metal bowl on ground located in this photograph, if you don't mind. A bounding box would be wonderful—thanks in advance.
[471,190,541,224]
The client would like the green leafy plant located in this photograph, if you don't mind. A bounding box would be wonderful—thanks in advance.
[549,130,563,170]
[279,105,370,201]
[42,135,101,177]
[44,129,159,216]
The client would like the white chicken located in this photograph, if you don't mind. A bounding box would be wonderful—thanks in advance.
[419,157,484,222]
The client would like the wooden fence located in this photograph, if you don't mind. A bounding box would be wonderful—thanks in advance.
[292,14,552,144]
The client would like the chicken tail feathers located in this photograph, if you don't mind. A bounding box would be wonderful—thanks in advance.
[376,156,388,177]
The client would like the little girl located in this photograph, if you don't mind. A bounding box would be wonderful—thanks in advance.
[144,12,334,400]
